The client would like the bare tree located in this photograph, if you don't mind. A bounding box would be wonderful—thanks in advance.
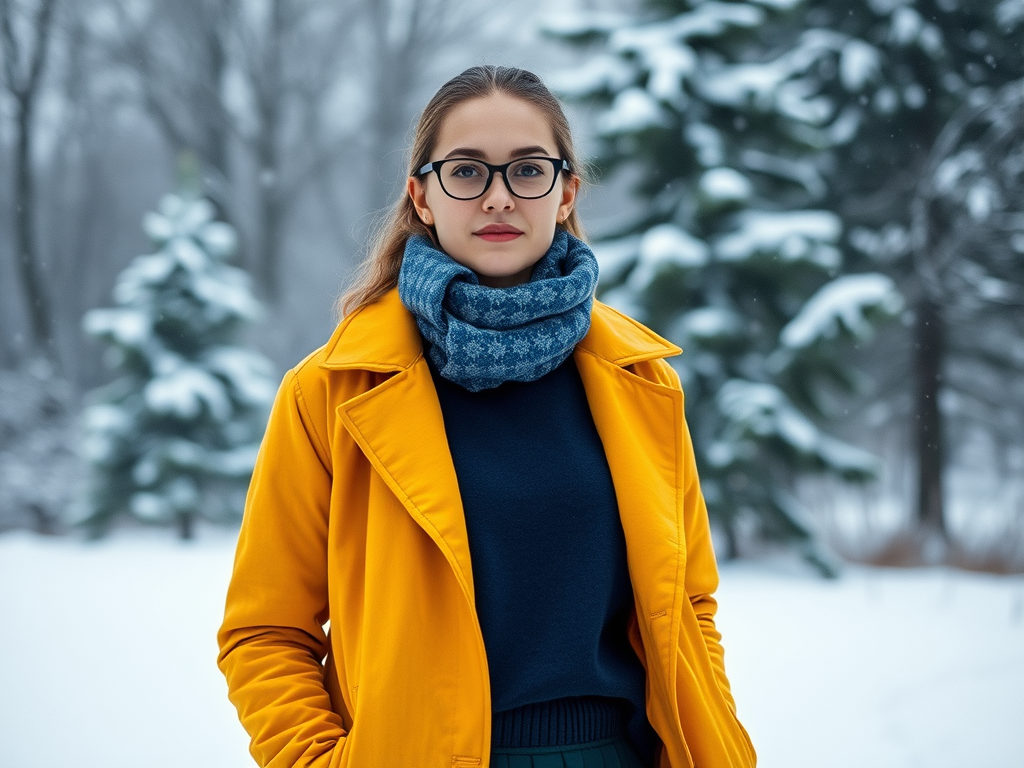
[103,0,236,204]
[0,0,59,363]
[98,0,360,299]
[230,0,357,297]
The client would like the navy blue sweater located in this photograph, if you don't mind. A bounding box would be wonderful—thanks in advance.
[426,348,658,763]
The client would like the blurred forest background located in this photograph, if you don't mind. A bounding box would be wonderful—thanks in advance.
[1,0,1022,573]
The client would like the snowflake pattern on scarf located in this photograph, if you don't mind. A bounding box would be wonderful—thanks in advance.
[397,228,600,392]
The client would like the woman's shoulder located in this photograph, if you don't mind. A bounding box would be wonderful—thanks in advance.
[286,288,421,407]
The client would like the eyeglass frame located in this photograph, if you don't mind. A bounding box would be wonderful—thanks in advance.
[415,156,572,200]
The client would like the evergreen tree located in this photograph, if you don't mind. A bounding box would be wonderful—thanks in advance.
[78,187,276,539]
[746,0,1024,545]
[908,76,1024,547]
[545,0,904,568]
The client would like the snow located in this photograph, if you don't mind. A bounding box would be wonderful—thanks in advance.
[717,379,877,474]
[748,0,802,8]
[593,284,647,323]
[192,267,263,322]
[903,82,926,109]
[644,43,697,105]
[83,308,151,348]
[966,181,999,221]
[627,224,709,290]
[997,0,1024,30]
[1,530,1021,768]
[538,10,632,39]
[716,562,1024,768]
[740,149,827,197]
[686,122,725,167]
[550,3,785,110]
[649,2,764,40]
[145,364,232,420]
[699,167,754,202]
[839,39,881,92]
[873,86,900,114]
[697,30,846,121]
[0,530,252,768]
[204,348,278,406]
[596,86,669,135]
[889,7,924,46]
[171,236,210,272]
[848,223,910,262]
[546,54,635,99]
[199,221,239,258]
[699,61,787,111]
[591,236,640,285]
[780,273,903,349]
[715,210,842,267]
[776,78,834,124]
[674,306,744,341]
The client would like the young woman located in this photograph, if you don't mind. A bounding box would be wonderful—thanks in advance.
[217,65,755,768]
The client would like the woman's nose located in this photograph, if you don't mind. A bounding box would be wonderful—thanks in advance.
[482,172,515,211]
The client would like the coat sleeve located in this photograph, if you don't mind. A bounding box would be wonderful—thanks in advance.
[650,358,757,767]
[217,369,347,768]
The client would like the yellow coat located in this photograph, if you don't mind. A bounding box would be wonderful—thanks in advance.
[217,287,756,768]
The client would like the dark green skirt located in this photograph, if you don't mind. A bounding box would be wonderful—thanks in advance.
[489,735,649,768]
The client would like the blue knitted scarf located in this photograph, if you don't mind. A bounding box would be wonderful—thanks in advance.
[397,228,599,392]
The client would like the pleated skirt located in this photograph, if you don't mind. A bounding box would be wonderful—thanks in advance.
[489,734,649,768]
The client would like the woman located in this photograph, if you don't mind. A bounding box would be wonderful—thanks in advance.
[217,65,755,768]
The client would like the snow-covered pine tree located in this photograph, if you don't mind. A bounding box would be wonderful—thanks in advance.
[740,0,1024,545]
[545,0,903,568]
[78,188,276,539]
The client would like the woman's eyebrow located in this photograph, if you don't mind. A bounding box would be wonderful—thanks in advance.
[443,145,553,160]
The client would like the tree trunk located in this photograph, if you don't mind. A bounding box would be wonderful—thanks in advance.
[252,0,285,301]
[255,174,283,300]
[3,0,59,366]
[13,92,56,362]
[913,295,946,537]
[177,511,195,540]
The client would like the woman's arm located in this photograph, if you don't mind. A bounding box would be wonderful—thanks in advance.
[646,358,756,766]
[217,369,347,768]
[677,409,738,714]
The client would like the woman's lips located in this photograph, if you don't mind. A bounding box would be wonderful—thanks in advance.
[476,232,522,242]
[474,225,523,243]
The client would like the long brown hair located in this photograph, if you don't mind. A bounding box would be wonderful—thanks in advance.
[335,65,589,320]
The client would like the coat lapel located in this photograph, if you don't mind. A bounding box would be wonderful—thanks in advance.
[321,291,477,606]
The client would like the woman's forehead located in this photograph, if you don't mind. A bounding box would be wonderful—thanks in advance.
[434,94,558,161]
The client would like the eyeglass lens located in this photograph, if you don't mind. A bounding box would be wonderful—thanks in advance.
[440,158,557,199]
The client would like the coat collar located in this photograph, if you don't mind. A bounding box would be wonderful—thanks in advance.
[318,285,680,372]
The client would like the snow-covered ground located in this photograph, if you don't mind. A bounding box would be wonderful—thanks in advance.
[1,529,1022,768]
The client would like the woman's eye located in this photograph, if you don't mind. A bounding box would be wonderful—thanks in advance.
[451,164,482,178]
[514,163,544,177]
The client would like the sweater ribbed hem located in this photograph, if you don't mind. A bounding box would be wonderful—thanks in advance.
[491,696,628,748]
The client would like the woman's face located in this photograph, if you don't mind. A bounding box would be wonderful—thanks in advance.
[407,93,578,288]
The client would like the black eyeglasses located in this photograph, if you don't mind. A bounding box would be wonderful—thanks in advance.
[417,156,571,200]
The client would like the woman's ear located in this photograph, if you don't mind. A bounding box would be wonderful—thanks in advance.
[557,175,580,224]
[408,176,434,227]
